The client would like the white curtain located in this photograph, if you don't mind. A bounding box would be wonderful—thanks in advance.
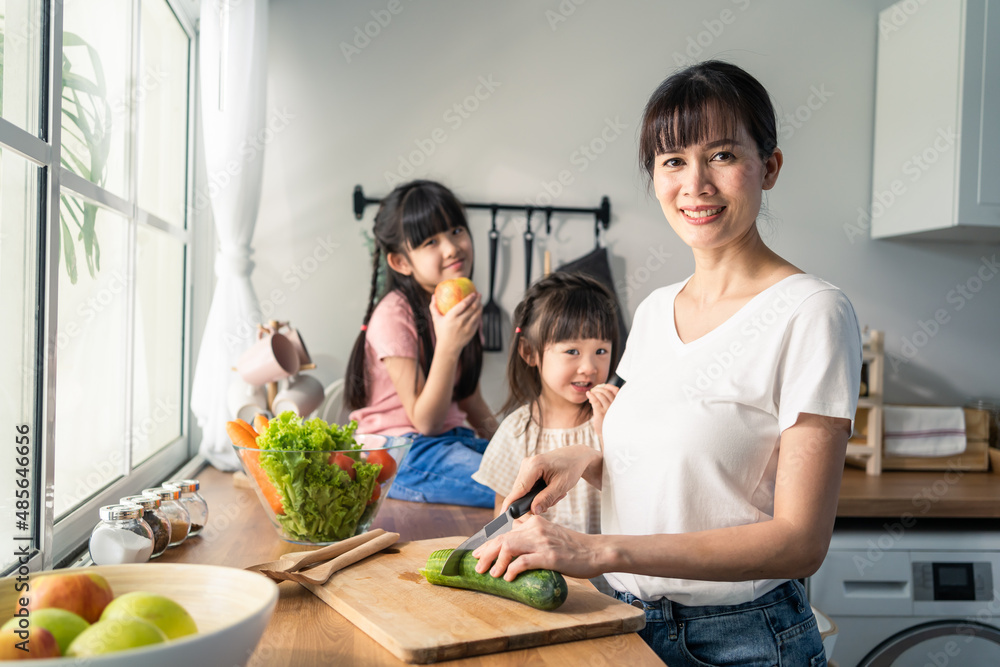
[191,0,269,470]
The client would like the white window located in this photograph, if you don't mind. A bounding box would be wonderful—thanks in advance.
[0,0,196,572]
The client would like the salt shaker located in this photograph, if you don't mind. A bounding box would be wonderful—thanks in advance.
[143,486,191,547]
[121,494,171,559]
[89,504,154,565]
[165,479,208,536]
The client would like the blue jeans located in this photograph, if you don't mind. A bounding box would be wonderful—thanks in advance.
[387,428,494,508]
[615,580,827,666]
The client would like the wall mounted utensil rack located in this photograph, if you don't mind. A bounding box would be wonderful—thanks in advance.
[352,185,611,240]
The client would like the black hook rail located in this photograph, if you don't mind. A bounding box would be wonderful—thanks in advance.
[353,184,611,236]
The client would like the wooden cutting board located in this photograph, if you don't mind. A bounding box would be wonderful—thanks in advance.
[302,536,645,664]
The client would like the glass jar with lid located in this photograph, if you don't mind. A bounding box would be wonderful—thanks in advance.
[89,504,154,565]
[143,486,190,547]
[121,494,171,558]
[165,479,208,536]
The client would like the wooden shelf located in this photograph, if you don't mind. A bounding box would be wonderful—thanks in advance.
[846,330,884,475]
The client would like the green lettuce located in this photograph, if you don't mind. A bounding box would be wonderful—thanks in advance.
[257,413,381,542]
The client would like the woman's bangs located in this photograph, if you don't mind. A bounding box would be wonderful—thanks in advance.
[651,95,743,157]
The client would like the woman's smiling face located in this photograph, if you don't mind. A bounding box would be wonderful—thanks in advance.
[652,122,781,251]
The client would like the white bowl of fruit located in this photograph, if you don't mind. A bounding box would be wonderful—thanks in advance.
[1,563,277,664]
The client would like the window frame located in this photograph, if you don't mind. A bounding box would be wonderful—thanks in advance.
[0,0,200,573]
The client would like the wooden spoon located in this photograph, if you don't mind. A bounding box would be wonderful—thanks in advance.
[246,529,390,576]
[259,531,400,585]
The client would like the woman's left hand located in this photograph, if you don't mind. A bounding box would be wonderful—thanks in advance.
[472,515,601,581]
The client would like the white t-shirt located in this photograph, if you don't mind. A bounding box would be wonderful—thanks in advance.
[473,405,602,535]
[601,273,861,606]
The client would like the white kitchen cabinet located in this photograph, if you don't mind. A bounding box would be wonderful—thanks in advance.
[869,0,1000,241]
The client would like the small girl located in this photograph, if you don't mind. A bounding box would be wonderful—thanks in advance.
[473,272,620,561]
[345,180,496,508]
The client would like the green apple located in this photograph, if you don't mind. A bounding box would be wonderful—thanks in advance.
[100,591,197,640]
[0,623,60,660]
[26,571,114,623]
[2,607,89,655]
[66,617,166,656]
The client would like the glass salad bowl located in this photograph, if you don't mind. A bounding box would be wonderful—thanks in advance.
[231,414,411,545]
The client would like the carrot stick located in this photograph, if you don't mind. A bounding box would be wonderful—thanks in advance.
[253,413,269,434]
[236,417,258,437]
[226,421,258,449]
[226,421,285,515]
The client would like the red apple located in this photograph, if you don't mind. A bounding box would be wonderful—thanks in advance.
[25,572,114,623]
[434,278,476,315]
[0,624,60,660]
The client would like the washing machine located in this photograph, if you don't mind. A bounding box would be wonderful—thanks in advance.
[810,519,1000,667]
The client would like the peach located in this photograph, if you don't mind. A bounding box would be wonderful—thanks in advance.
[25,572,113,624]
[434,278,476,315]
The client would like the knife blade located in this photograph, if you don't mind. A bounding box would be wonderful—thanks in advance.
[440,478,546,576]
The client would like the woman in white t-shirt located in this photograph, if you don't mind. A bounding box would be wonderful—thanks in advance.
[471,60,861,666]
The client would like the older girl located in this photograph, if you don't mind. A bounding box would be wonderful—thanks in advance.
[345,180,496,507]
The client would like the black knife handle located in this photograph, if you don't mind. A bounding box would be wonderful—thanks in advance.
[508,478,546,519]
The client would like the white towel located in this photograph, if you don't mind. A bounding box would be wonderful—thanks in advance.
[883,406,966,457]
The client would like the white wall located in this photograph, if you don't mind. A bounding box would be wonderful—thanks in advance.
[224,0,999,414]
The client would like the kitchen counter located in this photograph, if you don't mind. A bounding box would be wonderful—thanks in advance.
[837,465,1000,518]
[159,466,662,666]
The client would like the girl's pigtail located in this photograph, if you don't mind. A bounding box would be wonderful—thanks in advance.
[499,293,540,419]
[345,246,383,411]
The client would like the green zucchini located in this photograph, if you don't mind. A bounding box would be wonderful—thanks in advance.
[419,548,568,611]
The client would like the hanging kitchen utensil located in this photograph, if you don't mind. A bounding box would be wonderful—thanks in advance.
[482,206,503,352]
[523,208,534,291]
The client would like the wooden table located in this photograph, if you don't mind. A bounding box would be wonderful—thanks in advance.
[837,465,1000,518]
[158,466,663,666]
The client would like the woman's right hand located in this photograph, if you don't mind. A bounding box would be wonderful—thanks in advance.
[501,445,604,516]
[429,291,482,356]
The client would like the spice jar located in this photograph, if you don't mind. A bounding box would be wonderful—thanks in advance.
[143,486,191,547]
[121,494,171,559]
[165,479,208,536]
[89,504,154,565]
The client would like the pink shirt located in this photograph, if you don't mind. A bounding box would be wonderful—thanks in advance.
[349,291,468,436]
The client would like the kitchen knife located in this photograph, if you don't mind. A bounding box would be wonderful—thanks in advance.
[440,478,546,576]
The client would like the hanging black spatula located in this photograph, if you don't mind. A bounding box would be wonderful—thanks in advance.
[482,206,503,352]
